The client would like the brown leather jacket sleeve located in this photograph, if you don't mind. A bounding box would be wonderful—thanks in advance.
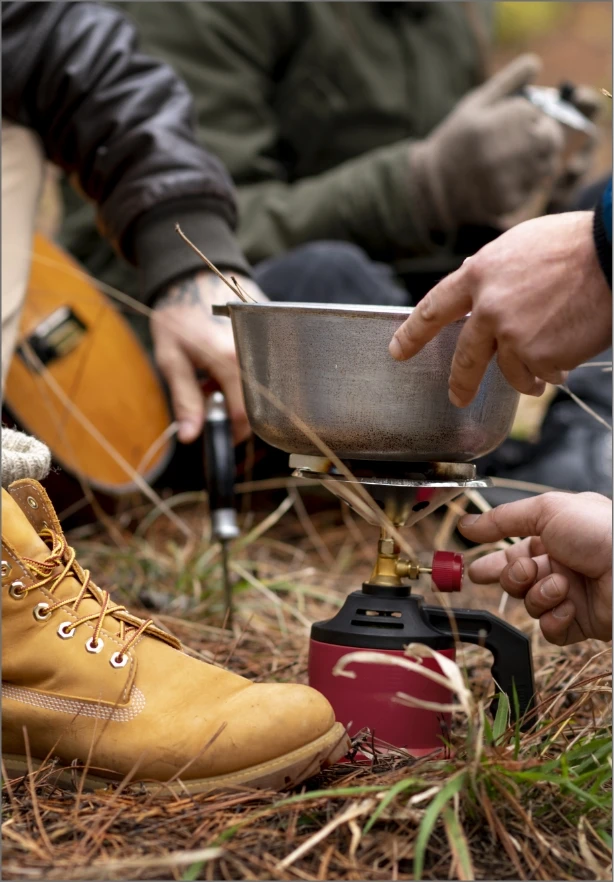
[1,1,250,300]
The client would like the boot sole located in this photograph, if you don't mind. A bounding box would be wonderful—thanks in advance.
[3,722,350,795]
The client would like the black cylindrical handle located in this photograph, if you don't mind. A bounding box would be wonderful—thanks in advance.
[204,392,239,540]
[424,606,537,731]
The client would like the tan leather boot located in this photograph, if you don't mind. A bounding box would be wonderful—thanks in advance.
[2,479,348,793]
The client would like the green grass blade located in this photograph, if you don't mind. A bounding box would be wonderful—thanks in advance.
[211,783,406,847]
[512,681,521,759]
[414,771,467,879]
[482,714,494,745]
[442,805,474,880]
[501,770,609,810]
[558,777,611,810]
[272,783,402,807]
[363,777,420,834]
[493,692,510,743]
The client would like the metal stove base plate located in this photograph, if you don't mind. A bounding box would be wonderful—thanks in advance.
[289,454,487,485]
[289,455,491,527]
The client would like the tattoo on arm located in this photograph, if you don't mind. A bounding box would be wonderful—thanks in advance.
[156,274,229,322]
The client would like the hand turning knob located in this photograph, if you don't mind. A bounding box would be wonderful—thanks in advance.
[431,551,464,592]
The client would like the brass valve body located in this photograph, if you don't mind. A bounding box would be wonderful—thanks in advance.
[368,535,431,586]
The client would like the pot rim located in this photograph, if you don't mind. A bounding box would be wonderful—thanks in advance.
[214,301,470,322]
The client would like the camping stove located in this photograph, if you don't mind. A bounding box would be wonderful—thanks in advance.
[212,299,535,755]
[292,455,537,755]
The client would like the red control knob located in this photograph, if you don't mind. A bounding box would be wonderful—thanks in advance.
[431,551,464,592]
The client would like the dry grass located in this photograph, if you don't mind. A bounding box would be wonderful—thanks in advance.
[2,487,611,881]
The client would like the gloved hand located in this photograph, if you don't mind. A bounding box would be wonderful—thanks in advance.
[408,54,565,235]
[549,83,603,210]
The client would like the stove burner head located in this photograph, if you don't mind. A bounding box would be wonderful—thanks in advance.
[290,455,491,527]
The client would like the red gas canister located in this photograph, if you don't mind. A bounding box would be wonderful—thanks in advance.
[309,639,456,755]
[308,582,537,756]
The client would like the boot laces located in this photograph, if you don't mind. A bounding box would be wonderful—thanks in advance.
[21,528,162,660]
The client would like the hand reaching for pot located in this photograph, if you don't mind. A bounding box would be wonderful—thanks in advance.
[389,211,612,406]
[151,271,268,444]
[459,492,612,645]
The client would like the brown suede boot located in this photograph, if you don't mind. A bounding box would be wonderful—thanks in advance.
[2,479,348,793]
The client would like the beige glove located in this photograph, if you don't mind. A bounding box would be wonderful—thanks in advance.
[408,54,565,236]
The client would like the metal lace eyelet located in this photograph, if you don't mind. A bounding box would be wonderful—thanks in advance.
[58,621,76,639]
[27,496,38,509]
[85,636,104,654]
[1,561,10,578]
[33,602,52,622]
[9,581,26,599]
[110,652,129,669]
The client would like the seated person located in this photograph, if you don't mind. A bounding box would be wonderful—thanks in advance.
[63,2,597,302]
[57,1,607,497]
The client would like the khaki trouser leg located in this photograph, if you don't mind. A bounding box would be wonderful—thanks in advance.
[1,121,45,392]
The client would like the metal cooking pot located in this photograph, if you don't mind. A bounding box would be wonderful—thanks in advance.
[214,303,520,463]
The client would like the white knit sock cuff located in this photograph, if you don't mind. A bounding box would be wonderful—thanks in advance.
[2,427,51,488]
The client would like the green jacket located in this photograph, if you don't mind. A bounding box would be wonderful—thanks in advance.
[61,1,491,290]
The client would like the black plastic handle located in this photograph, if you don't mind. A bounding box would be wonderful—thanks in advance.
[424,606,537,731]
[204,392,238,530]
